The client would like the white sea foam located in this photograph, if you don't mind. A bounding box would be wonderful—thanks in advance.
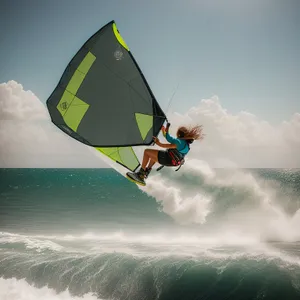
[140,159,300,244]
[0,232,63,252]
[2,230,300,269]
[0,277,100,300]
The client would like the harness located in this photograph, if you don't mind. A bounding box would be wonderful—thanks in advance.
[168,149,185,169]
[157,141,190,172]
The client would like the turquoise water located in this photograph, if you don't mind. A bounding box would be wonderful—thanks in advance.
[1,168,300,300]
[0,169,170,234]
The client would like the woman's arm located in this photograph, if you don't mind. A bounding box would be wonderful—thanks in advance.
[157,142,177,149]
[165,132,177,144]
[153,137,177,149]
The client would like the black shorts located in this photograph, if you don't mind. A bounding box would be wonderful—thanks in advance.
[158,150,173,166]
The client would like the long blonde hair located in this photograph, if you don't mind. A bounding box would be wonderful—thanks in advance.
[176,125,204,141]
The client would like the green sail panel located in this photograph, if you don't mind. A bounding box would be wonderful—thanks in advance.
[46,20,166,171]
[95,147,139,172]
[63,97,90,132]
[135,113,153,140]
[55,52,95,132]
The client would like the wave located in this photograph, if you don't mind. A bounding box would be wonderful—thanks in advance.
[2,205,300,300]
[142,160,300,243]
[1,236,300,300]
[1,230,300,266]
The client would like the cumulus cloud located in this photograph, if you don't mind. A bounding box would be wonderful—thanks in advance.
[0,81,107,168]
[165,96,300,168]
[0,81,46,121]
[0,81,299,168]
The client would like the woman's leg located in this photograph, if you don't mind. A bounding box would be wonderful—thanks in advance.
[147,158,157,169]
[141,149,159,170]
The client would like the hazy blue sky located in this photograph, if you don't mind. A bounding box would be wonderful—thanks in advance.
[1,0,299,124]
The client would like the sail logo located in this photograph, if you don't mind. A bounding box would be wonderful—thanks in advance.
[114,50,123,60]
[60,102,68,110]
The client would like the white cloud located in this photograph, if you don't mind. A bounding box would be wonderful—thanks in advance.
[0,81,299,168]
[0,80,47,121]
[166,96,300,168]
[0,81,107,168]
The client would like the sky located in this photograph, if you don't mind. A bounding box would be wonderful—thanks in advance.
[0,0,300,168]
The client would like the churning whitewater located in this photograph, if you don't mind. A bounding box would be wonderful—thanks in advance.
[1,165,300,300]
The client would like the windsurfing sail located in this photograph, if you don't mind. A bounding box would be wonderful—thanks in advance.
[46,20,166,172]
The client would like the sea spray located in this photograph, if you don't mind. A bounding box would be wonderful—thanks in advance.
[143,159,300,243]
[145,174,211,224]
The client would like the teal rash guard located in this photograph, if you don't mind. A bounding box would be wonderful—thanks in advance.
[165,132,190,155]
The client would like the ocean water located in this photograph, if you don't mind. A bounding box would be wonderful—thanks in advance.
[1,166,300,300]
